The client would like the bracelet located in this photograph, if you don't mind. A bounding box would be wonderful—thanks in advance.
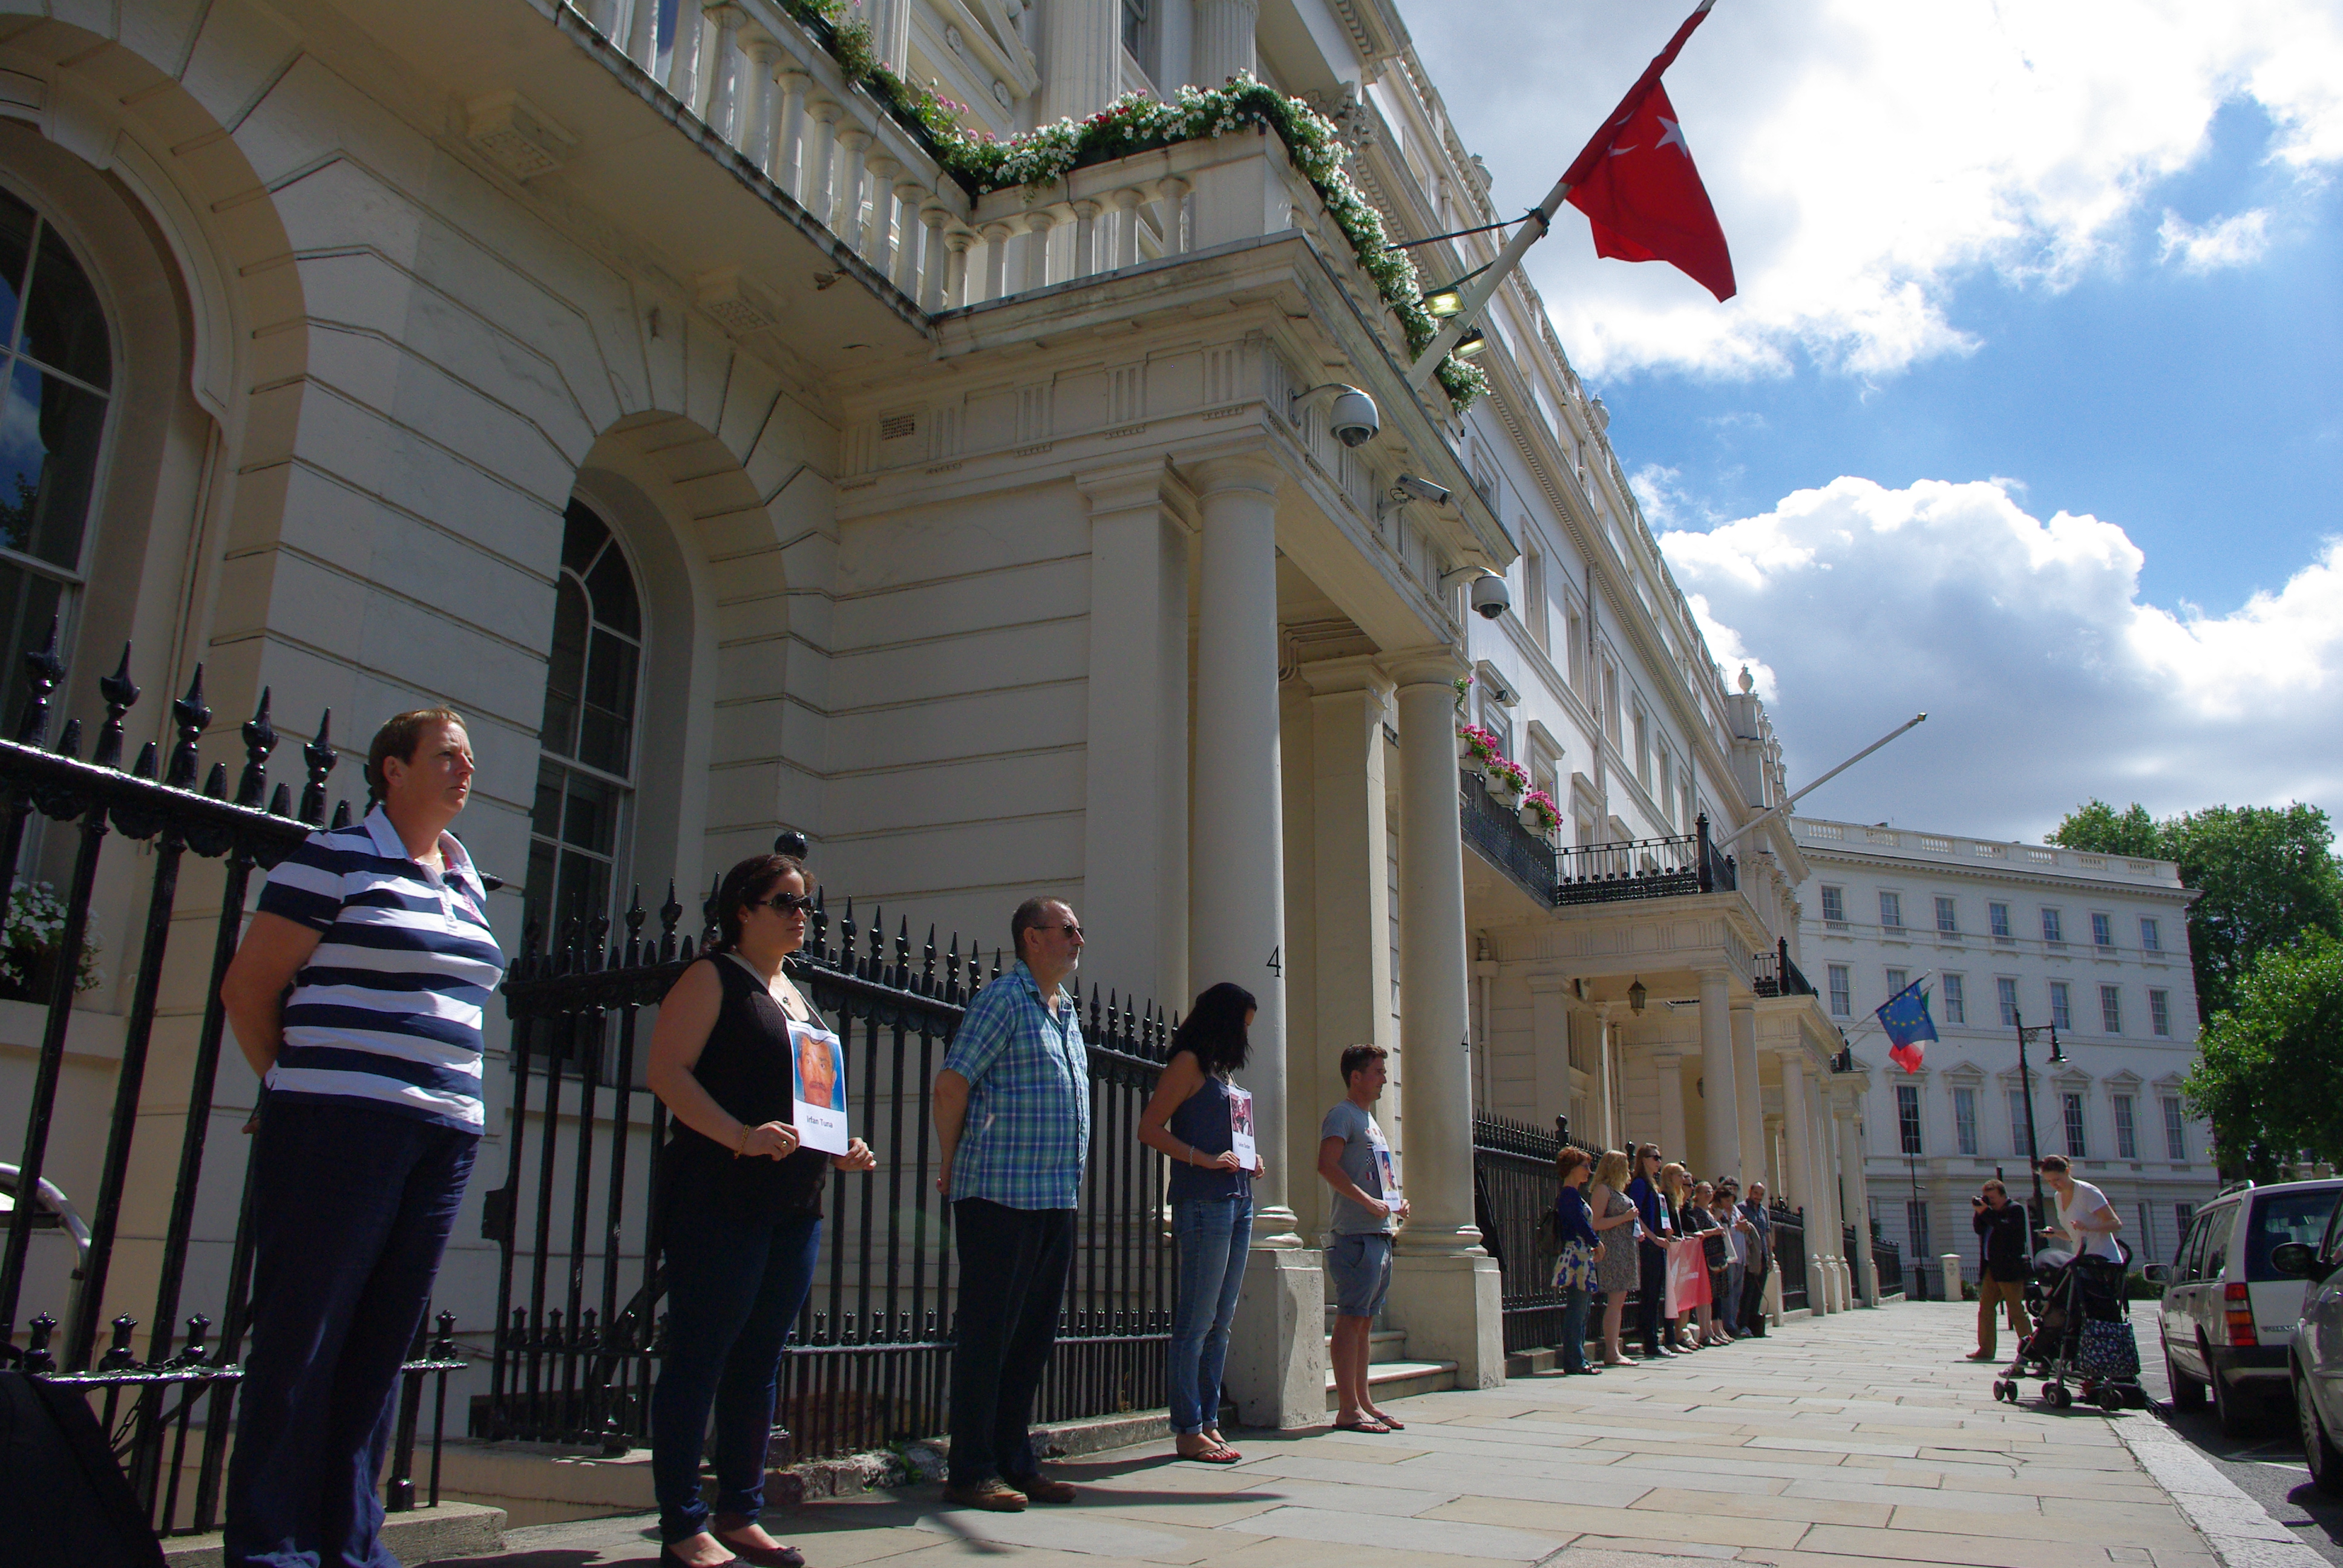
[735,1125,750,1157]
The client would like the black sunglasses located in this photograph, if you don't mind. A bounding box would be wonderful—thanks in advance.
[747,892,815,914]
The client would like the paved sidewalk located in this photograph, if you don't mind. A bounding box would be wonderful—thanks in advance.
[427,1301,2248,1568]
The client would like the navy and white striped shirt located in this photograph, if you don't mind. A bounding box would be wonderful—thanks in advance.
[257,807,505,1132]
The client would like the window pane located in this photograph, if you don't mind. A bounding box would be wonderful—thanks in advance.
[1896,1084,1923,1155]
[561,497,610,575]
[1997,977,2019,1027]
[0,558,63,737]
[2010,1089,2036,1157]
[0,191,34,345]
[2050,982,2071,1030]
[2114,1096,2137,1160]
[1990,903,2011,938]
[577,626,638,774]
[540,574,589,757]
[1943,974,1965,1024]
[2163,1097,2186,1161]
[1936,896,1957,933]
[2150,990,2171,1037]
[559,767,623,856]
[0,360,106,567]
[1954,1088,1978,1155]
[522,837,559,951]
[554,844,612,936]
[2100,985,2122,1033]
[2140,918,2161,952]
[1828,964,1850,1016]
[1880,891,1902,927]
[2091,913,2112,947]
[2042,909,2063,942]
[17,223,111,390]
[585,535,641,637]
[1821,886,1844,923]
[2063,1093,2086,1158]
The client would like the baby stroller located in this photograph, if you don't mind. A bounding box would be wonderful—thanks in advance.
[1991,1239,2149,1411]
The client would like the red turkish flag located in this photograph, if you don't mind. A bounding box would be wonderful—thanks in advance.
[1559,6,1736,302]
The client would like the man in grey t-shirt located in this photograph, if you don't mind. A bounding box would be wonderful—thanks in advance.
[1318,1045,1407,1432]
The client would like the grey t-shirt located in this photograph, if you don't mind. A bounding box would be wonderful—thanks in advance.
[1322,1099,1395,1236]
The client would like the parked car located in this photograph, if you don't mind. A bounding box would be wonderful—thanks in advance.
[2273,1191,2343,1495]
[2144,1178,2343,1437]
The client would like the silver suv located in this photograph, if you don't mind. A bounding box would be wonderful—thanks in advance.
[2146,1177,2343,1437]
[2273,1189,2343,1495]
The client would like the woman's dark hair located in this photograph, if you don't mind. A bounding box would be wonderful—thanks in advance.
[1169,982,1256,1076]
[713,852,809,951]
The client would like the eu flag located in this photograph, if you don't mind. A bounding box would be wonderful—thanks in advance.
[1876,980,1938,1074]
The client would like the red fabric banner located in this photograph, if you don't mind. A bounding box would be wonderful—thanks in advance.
[1665,1236,1713,1315]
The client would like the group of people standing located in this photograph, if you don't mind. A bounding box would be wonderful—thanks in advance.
[1548,1143,1778,1374]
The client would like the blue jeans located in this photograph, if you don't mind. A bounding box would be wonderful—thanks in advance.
[650,1200,823,1543]
[1169,1197,1252,1435]
[224,1099,476,1568]
[1559,1285,1592,1373]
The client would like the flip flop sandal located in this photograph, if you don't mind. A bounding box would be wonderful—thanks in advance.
[1331,1417,1392,1434]
[1372,1416,1406,1430]
[1190,1445,1244,1464]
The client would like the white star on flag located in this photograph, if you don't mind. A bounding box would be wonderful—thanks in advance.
[1656,116,1690,156]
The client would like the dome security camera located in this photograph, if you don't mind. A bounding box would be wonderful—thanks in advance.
[1328,387,1380,448]
[1469,573,1510,620]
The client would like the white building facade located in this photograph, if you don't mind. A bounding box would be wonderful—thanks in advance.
[1792,815,2218,1280]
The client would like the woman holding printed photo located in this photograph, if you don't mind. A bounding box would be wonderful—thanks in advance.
[646,852,876,1568]
[1138,982,1263,1463]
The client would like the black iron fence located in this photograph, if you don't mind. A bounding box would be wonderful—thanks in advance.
[1459,771,1558,906]
[1872,1232,1904,1297]
[1772,1204,1808,1312]
[1555,816,1735,906]
[1472,1112,1616,1356]
[0,627,464,1536]
[1751,938,1817,998]
[480,880,1175,1462]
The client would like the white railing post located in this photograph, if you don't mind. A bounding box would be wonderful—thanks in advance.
[979,221,1012,302]
[894,177,929,293]
[775,65,811,197]
[1070,197,1101,279]
[804,98,842,226]
[867,153,903,271]
[920,206,952,309]
[1157,176,1191,254]
[944,224,974,308]
[704,3,747,140]
[666,1,703,108]
[1021,208,1057,292]
[1112,186,1145,269]
[742,34,781,174]
[835,126,873,250]
[624,0,658,73]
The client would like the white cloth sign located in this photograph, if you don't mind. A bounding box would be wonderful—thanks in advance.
[789,1017,849,1155]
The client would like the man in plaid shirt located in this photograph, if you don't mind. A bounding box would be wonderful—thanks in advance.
[932,896,1090,1511]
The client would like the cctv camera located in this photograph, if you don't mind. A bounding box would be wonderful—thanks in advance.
[1470,573,1510,620]
[1392,474,1450,506]
[1329,388,1379,448]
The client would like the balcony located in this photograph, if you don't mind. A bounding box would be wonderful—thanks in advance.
[1552,818,1736,907]
[1752,938,1817,998]
[1461,769,1558,907]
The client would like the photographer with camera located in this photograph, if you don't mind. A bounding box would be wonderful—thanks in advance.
[1967,1180,2030,1362]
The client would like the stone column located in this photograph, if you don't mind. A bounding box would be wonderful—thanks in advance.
[1081,463,1191,1013]
[1779,1051,1824,1315]
[893,179,927,293]
[977,221,1011,302]
[1838,1100,1879,1306]
[1042,0,1122,123]
[803,99,842,227]
[1189,452,1318,1427]
[867,0,911,70]
[703,2,748,140]
[1388,648,1504,1389]
[742,36,782,177]
[1655,1056,1685,1161]
[1530,978,1570,1128]
[1021,209,1058,293]
[866,154,902,271]
[835,126,873,249]
[1732,1005,1762,1192]
[1300,658,1396,1239]
[1596,1004,1620,1149]
[1191,0,1259,85]
[774,65,810,194]
[1697,968,1739,1184]
[1806,1069,1844,1311]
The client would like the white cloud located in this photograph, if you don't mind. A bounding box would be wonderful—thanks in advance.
[1657,477,2343,837]
[1397,0,2343,379]
[2157,207,2274,271]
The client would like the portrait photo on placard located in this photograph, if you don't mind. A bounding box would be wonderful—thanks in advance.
[791,1020,850,1154]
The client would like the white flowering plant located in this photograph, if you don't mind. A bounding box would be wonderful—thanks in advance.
[761,10,1489,409]
[1,880,104,999]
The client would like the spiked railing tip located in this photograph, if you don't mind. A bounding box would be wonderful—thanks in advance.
[93,642,139,770]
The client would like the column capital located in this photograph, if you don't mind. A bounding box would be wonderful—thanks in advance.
[1187,449,1282,501]
[1385,644,1469,691]
[1076,457,1196,521]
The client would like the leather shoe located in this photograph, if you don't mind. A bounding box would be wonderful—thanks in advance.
[944,1478,1028,1512]
[1009,1472,1077,1504]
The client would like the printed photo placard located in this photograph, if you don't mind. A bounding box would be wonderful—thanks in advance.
[790,1018,850,1155]
[1375,1145,1403,1212]
[1227,1085,1257,1169]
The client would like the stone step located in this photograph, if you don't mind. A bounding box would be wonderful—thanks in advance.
[163,1501,505,1567]
[1323,1357,1458,1408]
[1322,1327,1411,1364]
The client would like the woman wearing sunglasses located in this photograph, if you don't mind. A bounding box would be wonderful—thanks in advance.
[646,852,876,1568]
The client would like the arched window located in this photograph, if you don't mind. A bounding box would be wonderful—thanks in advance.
[0,187,111,731]
[524,500,643,947]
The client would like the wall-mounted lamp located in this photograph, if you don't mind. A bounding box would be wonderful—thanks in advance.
[1628,978,1647,1016]
[1453,326,1489,360]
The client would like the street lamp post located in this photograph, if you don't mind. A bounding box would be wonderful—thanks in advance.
[2011,1011,2065,1238]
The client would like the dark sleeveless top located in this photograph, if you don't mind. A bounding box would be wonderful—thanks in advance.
[661,955,831,1221]
[1165,1064,1251,1204]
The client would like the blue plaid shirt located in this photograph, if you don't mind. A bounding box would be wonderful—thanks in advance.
[943,961,1090,1209]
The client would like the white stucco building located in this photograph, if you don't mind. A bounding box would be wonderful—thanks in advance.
[0,0,1893,1474]
[1792,815,2217,1279]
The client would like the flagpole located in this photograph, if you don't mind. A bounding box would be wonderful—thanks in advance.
[1712,711,1928,855]
[1403,0,1719,393]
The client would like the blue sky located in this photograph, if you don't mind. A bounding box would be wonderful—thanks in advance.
[1395,0,2343,836]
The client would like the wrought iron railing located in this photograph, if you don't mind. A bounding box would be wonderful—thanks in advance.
[1751,937,1817,998]
[480,881,1175,1461]
[1553,816,1735,906]
[1458,770,1558,906]
[1470,1112,1607,1356]
[1872,1232,1904,1297]
[0,627,467,1536]
[1772,1203,1808,1312]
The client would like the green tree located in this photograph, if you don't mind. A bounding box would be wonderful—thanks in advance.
[2046,799,2161,858]
[2048,800,2343,1021]
[2185,932,2343,1178]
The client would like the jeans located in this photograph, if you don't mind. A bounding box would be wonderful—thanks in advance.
[1169,1197,1252,1434]
[948,1200,1076,1486]
[224,1100,476,1568]
[650,1200,823,1543]
[1637,1239,1668,1353]
[1720,1262,1746,1333]
[1559,1286,1592,1373]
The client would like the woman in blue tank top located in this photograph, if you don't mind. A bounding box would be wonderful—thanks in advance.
[1136,982,1260,1463]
